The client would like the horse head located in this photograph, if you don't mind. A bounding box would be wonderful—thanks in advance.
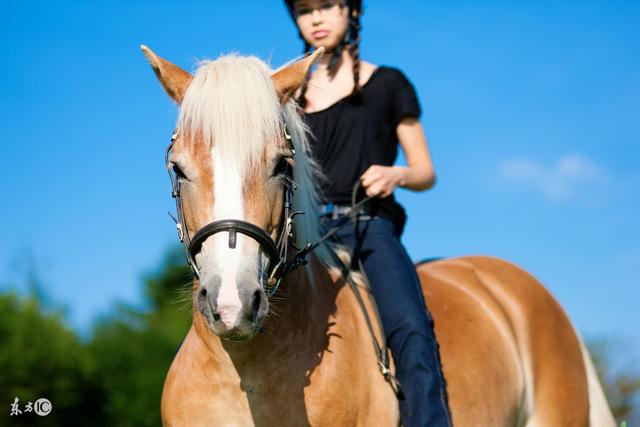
[142,46,324,341]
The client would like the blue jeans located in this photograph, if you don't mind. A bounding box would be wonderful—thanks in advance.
[321,215,452,427]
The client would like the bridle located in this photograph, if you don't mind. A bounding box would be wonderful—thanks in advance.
[164,123,314,296]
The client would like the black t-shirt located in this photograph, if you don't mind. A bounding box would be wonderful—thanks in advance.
[303,66,422,235]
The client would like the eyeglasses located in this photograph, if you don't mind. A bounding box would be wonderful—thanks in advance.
[294,0,344,19]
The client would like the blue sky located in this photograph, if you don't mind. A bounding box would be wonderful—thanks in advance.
[1,1,638,350]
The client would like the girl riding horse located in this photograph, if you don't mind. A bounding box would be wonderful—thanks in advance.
[284,1,451,425]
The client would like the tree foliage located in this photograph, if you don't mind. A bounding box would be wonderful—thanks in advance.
[1,247,191,426]
[0,292,102,426]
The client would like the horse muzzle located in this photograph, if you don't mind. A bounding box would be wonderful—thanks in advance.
[196,273,269,340]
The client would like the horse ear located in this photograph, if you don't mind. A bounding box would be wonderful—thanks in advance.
[141,45,192,104]
[272,47,325,105]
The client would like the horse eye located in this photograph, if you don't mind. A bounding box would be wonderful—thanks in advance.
[172,163,188,180]
[272,156,292,177]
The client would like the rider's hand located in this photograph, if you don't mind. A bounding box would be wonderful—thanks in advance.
[360,165,405,198]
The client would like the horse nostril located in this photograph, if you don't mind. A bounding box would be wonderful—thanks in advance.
[198,287,221,321]
[197,287,207,304]
[251,290,261,322]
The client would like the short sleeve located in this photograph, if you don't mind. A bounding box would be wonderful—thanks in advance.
[389,69,421,128]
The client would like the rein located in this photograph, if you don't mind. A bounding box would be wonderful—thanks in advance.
[163,122,402,397]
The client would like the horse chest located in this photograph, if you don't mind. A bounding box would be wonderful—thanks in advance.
[208,347,384,426]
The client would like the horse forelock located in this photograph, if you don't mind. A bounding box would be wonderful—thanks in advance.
[178,54,281,172]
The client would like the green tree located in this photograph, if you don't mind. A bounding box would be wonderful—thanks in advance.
[0,291,102,426]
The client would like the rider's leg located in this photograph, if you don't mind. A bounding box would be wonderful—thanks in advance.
[327,216,452,427]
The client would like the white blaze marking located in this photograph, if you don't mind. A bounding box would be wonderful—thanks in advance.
[203,148,245,329]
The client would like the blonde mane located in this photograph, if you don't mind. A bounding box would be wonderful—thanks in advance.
[176,54,336,270]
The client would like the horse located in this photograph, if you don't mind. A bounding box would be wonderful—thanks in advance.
[141,45,616,427]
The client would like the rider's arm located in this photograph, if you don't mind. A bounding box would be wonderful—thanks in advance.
[394,117,436,192]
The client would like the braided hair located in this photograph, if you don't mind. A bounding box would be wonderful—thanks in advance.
[284,0,363,109]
